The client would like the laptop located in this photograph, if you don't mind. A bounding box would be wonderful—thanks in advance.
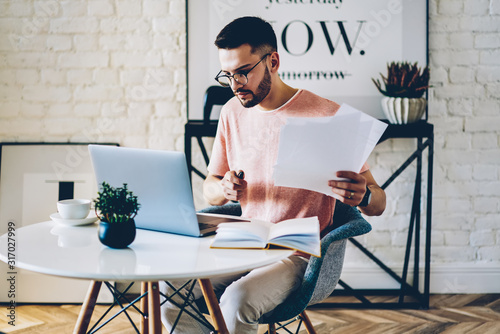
[88,145,248,237]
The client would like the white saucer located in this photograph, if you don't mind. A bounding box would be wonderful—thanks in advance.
[50,213,98,226]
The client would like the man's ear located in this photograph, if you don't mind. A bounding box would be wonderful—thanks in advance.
[269,52,280,73]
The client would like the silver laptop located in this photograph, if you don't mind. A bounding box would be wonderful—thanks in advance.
[88,145,247,237]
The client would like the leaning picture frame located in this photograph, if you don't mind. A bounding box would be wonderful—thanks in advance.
[186,0,428,121]
[0,142,117,303]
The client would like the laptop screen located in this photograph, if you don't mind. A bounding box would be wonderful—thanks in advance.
[88,145,201,237]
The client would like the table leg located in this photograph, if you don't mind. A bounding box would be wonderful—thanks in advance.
[148,281,162,334]
[198,278,229,334]
[141,282,149,334]
[74,280,102,334]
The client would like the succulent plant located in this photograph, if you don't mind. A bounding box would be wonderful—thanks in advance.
[94,182,140,223]
[372,61,430,98]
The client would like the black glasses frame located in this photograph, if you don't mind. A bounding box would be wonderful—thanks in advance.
[214,53,271,87]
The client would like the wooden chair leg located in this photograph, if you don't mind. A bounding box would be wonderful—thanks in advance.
[300,311,316,334]
[268,322,277,334]
[140,281,149,334]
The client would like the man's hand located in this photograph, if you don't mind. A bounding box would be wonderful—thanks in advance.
[329,170,386,216]
[328,171,367,206]
[220,170,247,202]
[204,171,247,206]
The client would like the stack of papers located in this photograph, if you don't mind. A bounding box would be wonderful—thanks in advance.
[273,104,388,198]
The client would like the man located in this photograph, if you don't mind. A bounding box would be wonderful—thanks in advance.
[161,16,386,334]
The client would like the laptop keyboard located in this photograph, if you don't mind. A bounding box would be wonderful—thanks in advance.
[199,222,217,230]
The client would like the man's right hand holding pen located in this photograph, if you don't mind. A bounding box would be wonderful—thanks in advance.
[204,170,247,206]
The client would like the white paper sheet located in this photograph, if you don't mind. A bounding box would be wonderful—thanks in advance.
[273,104,388,198]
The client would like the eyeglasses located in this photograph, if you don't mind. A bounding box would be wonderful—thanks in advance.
[214,54,270,87]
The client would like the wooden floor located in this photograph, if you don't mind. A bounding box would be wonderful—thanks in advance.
[1,294,499,333]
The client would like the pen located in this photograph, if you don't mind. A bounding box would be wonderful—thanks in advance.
[231,171,244,203]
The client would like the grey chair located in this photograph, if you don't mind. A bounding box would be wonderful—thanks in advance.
[202,86,234,126]
[186,86,234,180]
[198,201,372,334]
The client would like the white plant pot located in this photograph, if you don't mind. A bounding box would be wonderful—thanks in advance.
[381,97,427,124]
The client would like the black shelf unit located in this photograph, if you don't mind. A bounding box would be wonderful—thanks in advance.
[317,120,434,310]
[184,119,434,309]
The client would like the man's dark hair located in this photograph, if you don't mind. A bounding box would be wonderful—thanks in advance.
[215,16,277,55]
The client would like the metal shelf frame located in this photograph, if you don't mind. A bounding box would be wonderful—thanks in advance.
[315,120,434,310]
[184,120,434,309]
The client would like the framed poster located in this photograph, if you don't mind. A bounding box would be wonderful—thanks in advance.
[187,0,428,120]
[0,143,116,303]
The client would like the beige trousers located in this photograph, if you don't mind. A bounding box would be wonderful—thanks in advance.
[159,255,308,334]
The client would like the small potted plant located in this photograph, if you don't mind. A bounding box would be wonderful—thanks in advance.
[372,61,430,124]
[94,182,140,249]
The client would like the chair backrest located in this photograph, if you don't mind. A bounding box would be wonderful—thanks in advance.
[203,86,234,125]
[308,202,372,304]
[198,202,242,216]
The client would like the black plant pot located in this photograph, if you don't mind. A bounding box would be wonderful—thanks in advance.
[98,218,136,249]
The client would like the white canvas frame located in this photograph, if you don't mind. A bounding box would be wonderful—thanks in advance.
[0,143,114,303]
[187,0,428,120]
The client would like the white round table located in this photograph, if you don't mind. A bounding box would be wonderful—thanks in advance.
[0,221,293,334]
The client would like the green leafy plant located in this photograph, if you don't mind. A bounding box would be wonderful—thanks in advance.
[372,61,430,98]
[94,182,140,223]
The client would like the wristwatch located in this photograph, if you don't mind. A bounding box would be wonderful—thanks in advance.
[359,187,372,207]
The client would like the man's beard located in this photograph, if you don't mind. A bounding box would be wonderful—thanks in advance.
[236,67,271,108]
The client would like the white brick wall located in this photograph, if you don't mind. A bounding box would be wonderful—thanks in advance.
[346,0,500,275]
[0,0,499,289]
[423,0,500,267]
[0,0,186,149]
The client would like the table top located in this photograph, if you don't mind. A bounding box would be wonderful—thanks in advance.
[0,221,293,282]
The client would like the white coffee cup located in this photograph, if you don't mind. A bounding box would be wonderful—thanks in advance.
[57,199,91,219]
